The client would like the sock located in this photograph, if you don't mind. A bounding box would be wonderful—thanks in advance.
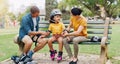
[27,50,34,58]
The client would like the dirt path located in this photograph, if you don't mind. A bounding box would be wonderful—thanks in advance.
[0,53,110,64]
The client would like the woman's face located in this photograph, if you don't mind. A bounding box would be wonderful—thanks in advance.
[70,12,79,18]
[53,15,61,22]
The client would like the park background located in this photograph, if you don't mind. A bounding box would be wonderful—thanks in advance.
[0,0,120,64]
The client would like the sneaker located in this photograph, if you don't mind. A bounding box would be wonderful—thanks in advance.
[23,55,32,63]
[19,54,32,63]
[50,50,57,61]
[11,56,20,64]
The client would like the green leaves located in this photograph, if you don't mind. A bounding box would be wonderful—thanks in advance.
[58,0,120,18]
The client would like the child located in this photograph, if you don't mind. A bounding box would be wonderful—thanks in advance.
[46,9,65,62]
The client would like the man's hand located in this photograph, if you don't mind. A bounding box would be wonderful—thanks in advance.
[39,35,46,38]
[29,31,50,37]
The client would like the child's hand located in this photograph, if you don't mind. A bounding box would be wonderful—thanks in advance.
[46,32,50,36]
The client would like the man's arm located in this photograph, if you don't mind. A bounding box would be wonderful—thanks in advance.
[28,31,47,36]
[22,17,47,36]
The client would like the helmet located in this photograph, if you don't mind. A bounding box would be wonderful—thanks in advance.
[90,36,101,42]
[49,9,62,23]
[50,9,62,18]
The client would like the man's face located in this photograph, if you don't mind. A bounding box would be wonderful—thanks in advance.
[32,12,40,17]
[53,15,61,22]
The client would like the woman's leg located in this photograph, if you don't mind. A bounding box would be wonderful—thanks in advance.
[63,36,74,58]
[72,36,87,60]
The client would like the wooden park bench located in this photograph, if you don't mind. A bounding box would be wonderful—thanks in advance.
[39,18,112,64]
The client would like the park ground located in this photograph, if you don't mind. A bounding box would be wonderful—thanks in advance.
[0,24,120,64]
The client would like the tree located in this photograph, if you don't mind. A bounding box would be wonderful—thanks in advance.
[17,6,30,22]
[58,0,93,20]
[59,0,120,19]
[45,0,58,20]
[0,0,8,22]
[7,12,16,21]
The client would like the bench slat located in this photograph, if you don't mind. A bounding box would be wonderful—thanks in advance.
[87,26,112,29]
[87,31,112,34]
[87,36,111,40]
[79,42,110,45]
[53,41,110,45]
[39,20,106,24]
[39,24,112,29]
[63,20,105,24]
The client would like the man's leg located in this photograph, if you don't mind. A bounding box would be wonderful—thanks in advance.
[13,35,24,53]
[27,38,48,58]
[22,35,33,54]
[73,36,87,58]
[33,38,48,52]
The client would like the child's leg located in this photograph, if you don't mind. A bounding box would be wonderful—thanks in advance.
[57,37,63,52]
[48,36,56,51]
[57,37,63,62]
[48,36,57,60]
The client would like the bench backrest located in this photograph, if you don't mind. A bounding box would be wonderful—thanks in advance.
[39,20,112,44]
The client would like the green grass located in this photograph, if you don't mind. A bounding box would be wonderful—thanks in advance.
[0,34,18,61]
[0,24,120,63]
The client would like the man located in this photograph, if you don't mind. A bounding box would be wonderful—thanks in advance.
[63,8,88,64]
[13,6,48,62]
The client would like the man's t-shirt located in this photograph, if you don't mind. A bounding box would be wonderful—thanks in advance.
[32,18,37,31]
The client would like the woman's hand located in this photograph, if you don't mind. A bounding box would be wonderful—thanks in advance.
[63,31,69,37]
[66,36,70,41]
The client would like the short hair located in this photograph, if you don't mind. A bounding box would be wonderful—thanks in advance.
[30,6,40,14]
[71,8,82,16]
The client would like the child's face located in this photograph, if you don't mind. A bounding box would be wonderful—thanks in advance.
[53,15,61,22]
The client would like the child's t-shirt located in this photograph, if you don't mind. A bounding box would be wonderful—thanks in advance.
[48,22,65,35]
[70,16,88,37]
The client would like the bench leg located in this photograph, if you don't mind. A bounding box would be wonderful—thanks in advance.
[100,44,108,64]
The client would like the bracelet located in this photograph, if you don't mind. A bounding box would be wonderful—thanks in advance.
[46,30,51,33]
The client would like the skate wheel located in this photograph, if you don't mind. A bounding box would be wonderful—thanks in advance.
[57,60,60,63]
[52,58,55,61]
